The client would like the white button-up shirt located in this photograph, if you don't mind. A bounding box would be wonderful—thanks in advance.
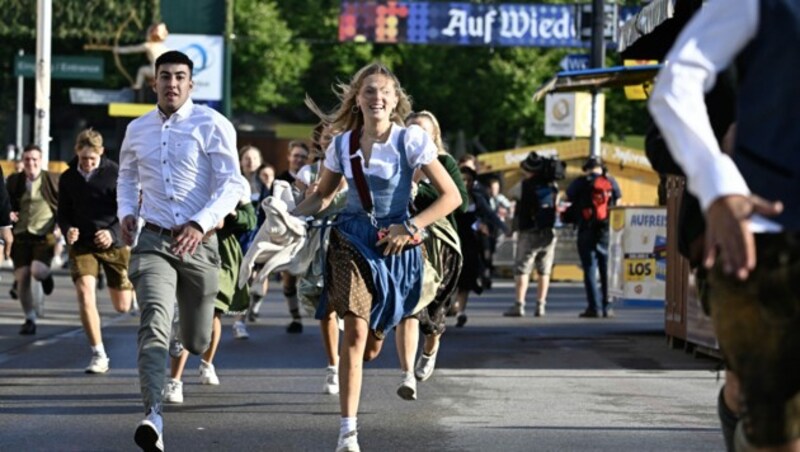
[117,99,246,233]
[649,0,780,232]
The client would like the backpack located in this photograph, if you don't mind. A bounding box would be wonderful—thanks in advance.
[581,175,613,223]
[532,184,558,229]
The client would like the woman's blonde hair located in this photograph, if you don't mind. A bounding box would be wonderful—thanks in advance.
[405,110,446,155]
[305,62,412,135]
[74,128,103,153]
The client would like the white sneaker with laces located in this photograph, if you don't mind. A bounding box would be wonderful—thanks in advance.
[323,366,339,395]
[336,430,360,452]
[232,320,249,340]
[414,349,438,382]
[199,361,220,385]
[134,407,164,452]
[163,379,183,404]
[85,354,110,374]
[397,371,417,401]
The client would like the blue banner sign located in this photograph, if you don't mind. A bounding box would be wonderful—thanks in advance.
[340,1,636,48]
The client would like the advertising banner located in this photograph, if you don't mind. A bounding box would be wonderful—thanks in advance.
[340,1,639,48]
[165,34,224,101]
[608,207,667,304]
[341,1,584,47]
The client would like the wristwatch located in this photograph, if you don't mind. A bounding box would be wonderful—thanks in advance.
[404,218,420,236]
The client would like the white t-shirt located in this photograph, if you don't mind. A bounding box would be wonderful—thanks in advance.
[324,124,437,179]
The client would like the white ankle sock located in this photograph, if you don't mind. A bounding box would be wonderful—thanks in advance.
[91,344,106,357]
[340,417,357,436]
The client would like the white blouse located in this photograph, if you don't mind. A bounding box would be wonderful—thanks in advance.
[324,124,437,180]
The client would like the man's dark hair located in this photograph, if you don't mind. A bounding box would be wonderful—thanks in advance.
[23,144,42,154]
[155,50,194,76]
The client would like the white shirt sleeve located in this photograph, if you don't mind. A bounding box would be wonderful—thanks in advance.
[648,0,759,211]
[323,134,343,174]
[190,117,247,232]
[403,124,438,169]
[117,124,141,222]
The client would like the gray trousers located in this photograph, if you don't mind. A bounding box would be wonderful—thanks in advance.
[129,229,220,410]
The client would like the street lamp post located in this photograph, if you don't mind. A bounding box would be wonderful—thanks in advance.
[16,49,25,154]
[589,0,605,159]
[34,0,52,165]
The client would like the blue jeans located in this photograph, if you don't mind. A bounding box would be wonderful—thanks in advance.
[577,226,609,313]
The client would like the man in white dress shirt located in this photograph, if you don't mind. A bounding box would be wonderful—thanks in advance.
[117,50,245,452]
[649,1,799,450]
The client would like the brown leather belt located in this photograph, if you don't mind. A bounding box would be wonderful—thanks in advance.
[143,222,179,238]
[143,222,215,241]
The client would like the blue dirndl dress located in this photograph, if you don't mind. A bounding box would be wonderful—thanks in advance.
[316,126,430,334]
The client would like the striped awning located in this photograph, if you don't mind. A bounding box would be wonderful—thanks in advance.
[616,0,702,59]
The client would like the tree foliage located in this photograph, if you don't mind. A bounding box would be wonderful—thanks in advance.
[232,0,311,113]
[0,0,650,153]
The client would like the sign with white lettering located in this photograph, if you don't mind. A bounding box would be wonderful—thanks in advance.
[559,54,590,71]
[340,2,641,47]
[14,55,104,81]
[340,1,586,47]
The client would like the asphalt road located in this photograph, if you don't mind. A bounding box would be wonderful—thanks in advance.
[0,271,724,451]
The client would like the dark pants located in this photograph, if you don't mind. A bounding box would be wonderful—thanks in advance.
[577,226,609,313]
[708,233,800,447]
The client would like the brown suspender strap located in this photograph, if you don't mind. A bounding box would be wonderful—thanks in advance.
[348,127,374,214]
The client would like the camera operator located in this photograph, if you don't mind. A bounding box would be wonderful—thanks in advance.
[504,153,563,317]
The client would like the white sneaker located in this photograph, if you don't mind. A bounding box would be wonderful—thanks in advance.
[163,379,183,404]
[336,430,360,452]
[134,407,164,452]
[397,371,417,401]
[414,349,438,382]
[323,366,339,395]
[85,354,110,374]
[503,303,525,317]
[199,361,220,386]
[232,320,249,340]
[535,302,546,317]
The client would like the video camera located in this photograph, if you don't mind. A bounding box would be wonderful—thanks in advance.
[520,152,566,183]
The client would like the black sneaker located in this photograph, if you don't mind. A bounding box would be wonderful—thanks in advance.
[41,275,54,296]
[19,319,36,335]
[286,320,303,334]
[9,280,18,300]
[578,309,599,318]
[456,314,468,328]
[97,272,106,290]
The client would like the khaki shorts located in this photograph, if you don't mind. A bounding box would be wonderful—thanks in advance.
[69,244,133,291]
[11,232,56,269]
[708,233,800,447]
[514,229,556,276]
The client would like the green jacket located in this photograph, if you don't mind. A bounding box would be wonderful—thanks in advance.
[415,153,469,229]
